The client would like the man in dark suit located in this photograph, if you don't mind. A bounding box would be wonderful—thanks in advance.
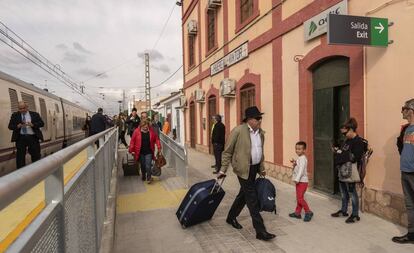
[211,114,225,174]
[8,101,44,169]
[90,108,107,148]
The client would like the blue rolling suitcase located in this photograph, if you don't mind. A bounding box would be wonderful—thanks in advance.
[176,178,225,228]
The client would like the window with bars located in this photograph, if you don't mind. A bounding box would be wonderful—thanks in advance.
[8,88,19,113]
[240,0,254,24]
[39,98,48,130]
[240,84,255,121]
[189,35,195,67]
[207,9,216,51]
[21,92,36,111]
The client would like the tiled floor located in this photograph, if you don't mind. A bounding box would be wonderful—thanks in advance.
[114,148,414,253]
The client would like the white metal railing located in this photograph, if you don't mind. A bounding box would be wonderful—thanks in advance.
[159,132,188,187]
[0,127,118,252]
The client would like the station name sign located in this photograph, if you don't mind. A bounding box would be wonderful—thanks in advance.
[304,0,347,41]
[328,14,389,47]
[210,42,248,76]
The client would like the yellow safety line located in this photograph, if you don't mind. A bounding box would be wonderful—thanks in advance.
[0,151,87,252]
[0,202,45,253]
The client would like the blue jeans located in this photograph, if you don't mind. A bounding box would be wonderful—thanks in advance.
[339,181,359,216]
[140,154,153,180]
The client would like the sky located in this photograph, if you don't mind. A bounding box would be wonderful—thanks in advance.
[0,0,183,115]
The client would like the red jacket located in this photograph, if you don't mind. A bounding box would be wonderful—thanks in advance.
[129,127,161,161]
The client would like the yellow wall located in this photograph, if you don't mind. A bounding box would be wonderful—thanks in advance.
[282,26,320,166]
[282,0,313,20]
[355,1,414,194]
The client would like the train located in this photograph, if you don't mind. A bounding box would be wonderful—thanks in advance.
[0,70,91,176]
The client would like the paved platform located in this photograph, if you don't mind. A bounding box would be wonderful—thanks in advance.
[114,148,414,253]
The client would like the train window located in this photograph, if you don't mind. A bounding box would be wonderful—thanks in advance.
[21,92,36,111]
[8,88,19,113]
[55,103,60,113]
[39,98,48,130]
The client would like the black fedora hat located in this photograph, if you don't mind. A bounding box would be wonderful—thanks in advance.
[243,106,264,122]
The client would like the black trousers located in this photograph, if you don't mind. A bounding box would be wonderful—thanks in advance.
[227,164,266,233]
[402,172,414,233]
[119,131,128,147]
[213,143,224,172]
[16,135,41,169]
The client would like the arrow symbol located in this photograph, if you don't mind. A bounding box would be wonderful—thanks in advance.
[375,22,384,34]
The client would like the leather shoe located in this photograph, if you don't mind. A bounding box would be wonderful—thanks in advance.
[256,231,276,241]
[392,234,414,244]
[226,218,243,229]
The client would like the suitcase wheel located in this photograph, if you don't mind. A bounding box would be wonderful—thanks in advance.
[181,224,187,229]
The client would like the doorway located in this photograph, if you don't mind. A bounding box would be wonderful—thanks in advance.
[189,102,196,148]
[207,95,217,154]
[313,57,350,194]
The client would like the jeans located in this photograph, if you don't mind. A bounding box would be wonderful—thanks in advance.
[295,182,310,214]
[402,172,414,233]
[227,164,266,234]
[339,181,359,216]
[140,154,153,180]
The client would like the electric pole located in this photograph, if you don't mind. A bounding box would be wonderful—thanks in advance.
[144,53,151,111]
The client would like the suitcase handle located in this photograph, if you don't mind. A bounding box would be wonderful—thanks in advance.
[210,177,225,194]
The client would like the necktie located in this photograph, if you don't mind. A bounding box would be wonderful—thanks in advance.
[22,114,27,134]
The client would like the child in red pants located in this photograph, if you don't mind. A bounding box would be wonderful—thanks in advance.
[289,141,313,222]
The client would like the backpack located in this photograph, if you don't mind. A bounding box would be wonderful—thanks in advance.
[255,177,276,214]
[358,137,373,186]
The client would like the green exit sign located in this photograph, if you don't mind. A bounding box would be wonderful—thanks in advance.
[328,14,389,47]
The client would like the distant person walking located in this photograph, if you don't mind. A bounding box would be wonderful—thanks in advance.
[82,115,91,137]
[218,106,276,241]
[129,121,161,183]
[151,114,162,136]
[117,113,128,148]
[90,108,107,147]
[8,101,44,169]
[211,115,225,174]
[162,120,171,135]
[126,108,140,137]
[393,99,414,244]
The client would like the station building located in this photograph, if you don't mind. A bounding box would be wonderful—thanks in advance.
[181,0,414,226]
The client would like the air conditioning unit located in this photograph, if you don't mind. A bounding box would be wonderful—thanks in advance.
[208,0,222,9]
[220,78,236,98]
[195,89,205,103]
[187,20,197,35]
[179,95,187,107]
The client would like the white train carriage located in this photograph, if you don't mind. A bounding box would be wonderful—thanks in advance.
[0,71,90,176]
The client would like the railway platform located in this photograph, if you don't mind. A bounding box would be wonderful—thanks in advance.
[114,148,414,253]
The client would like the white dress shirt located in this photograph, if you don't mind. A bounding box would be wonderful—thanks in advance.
[21,111,35,135]
[247,124,262,165]
[292,155,309,183]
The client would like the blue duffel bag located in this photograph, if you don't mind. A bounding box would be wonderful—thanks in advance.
[255,177,277,214]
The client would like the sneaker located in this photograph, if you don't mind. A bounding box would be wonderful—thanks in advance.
[289,212,302,219]
[331,210,349,217]
[304,212,314,222]
[345,215,360,223]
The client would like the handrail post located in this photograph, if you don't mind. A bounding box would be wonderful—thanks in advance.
[44,165,65,251]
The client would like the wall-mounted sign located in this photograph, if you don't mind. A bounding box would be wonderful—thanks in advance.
[304,0,348,41]
[210,42,248,76]
[328,14,389,47]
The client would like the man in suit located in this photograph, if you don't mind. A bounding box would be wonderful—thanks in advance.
[218,106,276,241]
[8,101,44,169]
[211,114,225,174]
